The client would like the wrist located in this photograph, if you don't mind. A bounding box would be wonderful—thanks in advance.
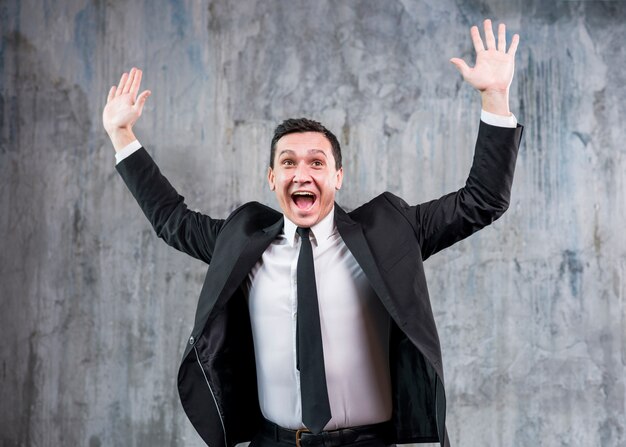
[107,127,137,152]
[481,89,511,116]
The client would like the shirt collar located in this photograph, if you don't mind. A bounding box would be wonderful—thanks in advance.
[283,207,336,248]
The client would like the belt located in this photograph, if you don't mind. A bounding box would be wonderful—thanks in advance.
[260,419,391,447]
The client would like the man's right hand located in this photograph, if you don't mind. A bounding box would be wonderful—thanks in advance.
[102,67,151,152]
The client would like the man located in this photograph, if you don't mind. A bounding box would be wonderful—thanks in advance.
[103,19,523,447]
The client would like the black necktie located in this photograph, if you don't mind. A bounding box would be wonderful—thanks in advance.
[296,227,332,434]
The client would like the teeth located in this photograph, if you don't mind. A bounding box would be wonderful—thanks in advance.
[293,192,314,196]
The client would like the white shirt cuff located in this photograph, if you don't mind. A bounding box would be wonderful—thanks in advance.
[480,109,518,128]
[115,140,142,165]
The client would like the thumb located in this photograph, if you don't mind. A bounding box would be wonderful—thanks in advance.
[449,58,470,78]
[134,90,151,115]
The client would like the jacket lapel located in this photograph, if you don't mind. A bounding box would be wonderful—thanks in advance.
[184,217,284,359]
[215,217,285,308]
[334,205,401,324]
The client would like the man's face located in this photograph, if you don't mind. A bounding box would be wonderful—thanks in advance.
[268,132,343,228]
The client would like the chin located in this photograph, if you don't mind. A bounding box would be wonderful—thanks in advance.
[283,202,314,225]
[291,213,318,228]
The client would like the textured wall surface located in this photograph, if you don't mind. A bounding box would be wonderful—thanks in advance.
[1,1,624,446]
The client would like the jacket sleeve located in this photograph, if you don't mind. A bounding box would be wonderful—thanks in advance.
[115,147,224,264]
[388,121,524,261]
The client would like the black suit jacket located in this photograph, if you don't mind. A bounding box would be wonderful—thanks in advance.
[116,121,523,447]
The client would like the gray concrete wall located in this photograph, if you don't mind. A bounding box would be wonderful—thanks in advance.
[1,0,624,446]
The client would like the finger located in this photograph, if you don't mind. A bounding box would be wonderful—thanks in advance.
[497,23,506,52]
[134,90,151,115]
[484,19,496,50]
[107,86,116,103]
[450,58,471,78]
[129,69,142,101]
[470,26,485,53]
[123,67,136,94]
[116,72,128,96]
[507,33,520,56]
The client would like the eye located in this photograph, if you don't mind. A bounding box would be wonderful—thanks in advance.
[281,159,295,166]
[312,160,324,167]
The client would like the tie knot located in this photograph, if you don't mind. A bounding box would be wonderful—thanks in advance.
[296,227,311,240]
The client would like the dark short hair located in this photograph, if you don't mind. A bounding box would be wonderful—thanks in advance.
[270,118,342,169]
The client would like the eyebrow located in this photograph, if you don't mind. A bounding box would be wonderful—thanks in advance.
[278,149,328,158]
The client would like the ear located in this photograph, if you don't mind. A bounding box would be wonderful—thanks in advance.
[335,167,344,190]
[267,166,276,191]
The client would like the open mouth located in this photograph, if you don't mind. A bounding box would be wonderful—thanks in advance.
[291,191,317,210]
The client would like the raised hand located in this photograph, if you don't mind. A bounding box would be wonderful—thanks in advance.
[450,19,519,115]
[102,67,151,151]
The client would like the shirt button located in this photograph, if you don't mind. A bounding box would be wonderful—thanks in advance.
[189,336,195,345]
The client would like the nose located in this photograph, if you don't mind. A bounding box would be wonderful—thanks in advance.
[292,163,311,183]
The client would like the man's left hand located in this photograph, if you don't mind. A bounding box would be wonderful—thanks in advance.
[450,19,520,116]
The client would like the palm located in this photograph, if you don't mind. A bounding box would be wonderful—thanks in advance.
[451,20,519,93]
[103,94,140,130]
[102,68,150,135]
[464,48,515,92]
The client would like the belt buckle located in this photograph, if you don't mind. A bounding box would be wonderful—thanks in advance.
[295,428,311,447]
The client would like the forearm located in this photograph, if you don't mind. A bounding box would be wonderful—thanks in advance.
[412,121,523,259]
[116,148,224,263]
[465,121,523,210]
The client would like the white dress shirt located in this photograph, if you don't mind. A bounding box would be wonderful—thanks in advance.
[244,211,392,430]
